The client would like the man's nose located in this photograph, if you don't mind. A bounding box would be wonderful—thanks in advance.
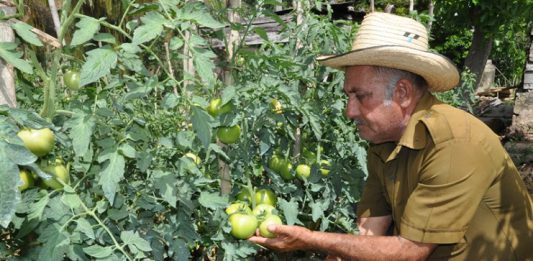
[345,98,360,119]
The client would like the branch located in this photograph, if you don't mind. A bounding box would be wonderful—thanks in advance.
[8,18,61,48]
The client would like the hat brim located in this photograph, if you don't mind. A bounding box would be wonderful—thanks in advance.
[317,45,460,92]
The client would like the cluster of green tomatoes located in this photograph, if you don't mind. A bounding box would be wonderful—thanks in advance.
[16,128,69,191]
[226,188,283,239]
[206,98,241,144]
[269,146,331,181]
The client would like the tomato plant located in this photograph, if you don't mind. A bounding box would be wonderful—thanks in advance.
[0,1,367,260]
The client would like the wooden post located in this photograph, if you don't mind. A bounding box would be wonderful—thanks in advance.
[182,30,194,93]
[0,3,16,108]
[427,0,434,33]
[218,0,241,195]
[275,0,282,12]
[370,0,375,12]
[292,0,303,160]
[409,0,414,13]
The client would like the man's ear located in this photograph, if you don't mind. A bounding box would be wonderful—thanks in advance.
[394,79,416,108]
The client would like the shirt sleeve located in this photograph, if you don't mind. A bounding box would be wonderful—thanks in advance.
[356,151,392,218]
[399,139,500,244]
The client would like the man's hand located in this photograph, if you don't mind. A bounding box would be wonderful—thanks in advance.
[248,224,312,252]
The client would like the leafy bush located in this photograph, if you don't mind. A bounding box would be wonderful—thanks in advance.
[0,1,367,260]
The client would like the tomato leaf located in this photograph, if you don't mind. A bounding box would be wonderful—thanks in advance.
[222,241,257,260]
[191,106,212,149]
[65,111,95,158]
[75,218,95,240]
[6,139,37,166]
[0,43,33,74]
[121,230,152,252]
[169,238,190,260]
[0,146,20,228]
[192,47,216,89]
[132,11,166,45]
[70,16,101,46]
[309,201,323,222]
[27,193,49,221]
[83,245,114,258]
[98,150,125,204]
[154,171,178,207]
[80,47,118,86]
[38,223,70,260]
[278,198,302,226]
[176,2,225,29]
[7,107,53,129]
[198,192,228,209]
[11,21,43,46]
[221,85,236,105]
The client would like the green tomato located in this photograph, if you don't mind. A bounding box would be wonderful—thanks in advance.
[217,125,241,144]
[229,213,258,239]
[207,98,233,117]
[18,169,34,191]
[268,154,282,172]
[236,189,252,204]
[41,160,69,190]
[270,99,283,114]
[302,147,317,163]
[295,164,311,180]
[320,160,331,176]
[184,152,201,165]
[17,128,55,157]
[255,188,277,206]
[226,202,252,215]
[278,159,294,181]
[63,70,80,90]
[259,214,283,238]
[253,204,276,220]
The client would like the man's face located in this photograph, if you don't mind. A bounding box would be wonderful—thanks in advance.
[343,66,405,144]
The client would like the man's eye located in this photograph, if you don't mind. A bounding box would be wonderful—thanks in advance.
[356,94,367,100]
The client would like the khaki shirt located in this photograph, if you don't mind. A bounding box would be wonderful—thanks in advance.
[357,93,533,260]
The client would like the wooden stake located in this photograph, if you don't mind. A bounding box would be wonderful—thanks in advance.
[0,3,16,108]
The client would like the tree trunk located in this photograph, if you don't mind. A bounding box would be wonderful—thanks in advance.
[464,24,493,89]
[0,3,16,108]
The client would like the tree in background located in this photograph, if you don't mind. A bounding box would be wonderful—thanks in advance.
[432,0,532,88]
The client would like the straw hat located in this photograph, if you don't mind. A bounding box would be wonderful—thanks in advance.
[318,12,459,92]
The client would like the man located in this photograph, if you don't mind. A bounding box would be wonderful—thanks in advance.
[249,12,533,260]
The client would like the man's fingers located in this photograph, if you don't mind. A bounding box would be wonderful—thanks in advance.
[248,236,268,244]
[267,224,287,234]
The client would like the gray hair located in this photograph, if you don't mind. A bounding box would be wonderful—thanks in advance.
[372,66,428,101]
